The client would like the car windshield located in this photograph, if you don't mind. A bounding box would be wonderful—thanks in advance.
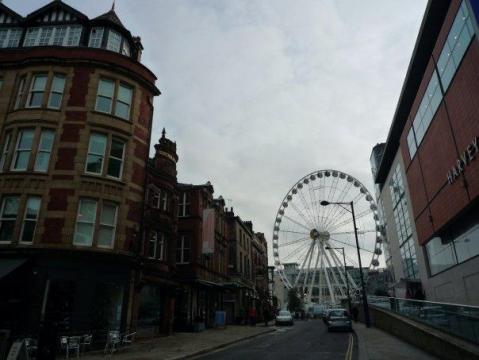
[329,310,348,317]
[279,311,290,316]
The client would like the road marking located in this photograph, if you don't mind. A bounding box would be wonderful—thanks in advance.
[345,333,353,360]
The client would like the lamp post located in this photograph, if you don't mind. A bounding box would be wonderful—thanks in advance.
[325,246,351,314]
[320,200,371,328]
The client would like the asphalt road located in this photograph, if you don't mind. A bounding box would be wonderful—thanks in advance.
[196,319,357,360]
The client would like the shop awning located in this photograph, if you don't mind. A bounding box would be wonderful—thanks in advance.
[0,258,27,279]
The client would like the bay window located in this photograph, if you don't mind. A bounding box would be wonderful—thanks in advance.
[14,77,26,110]
[73,199,97,246]
[0,196,19,243]
[86,133,107,175]
[97,203,118,248]
[115,84,133,119]
[26,74,48,108]
[96,79,114,113]
[107,138,125,179]
[0,133,11,172]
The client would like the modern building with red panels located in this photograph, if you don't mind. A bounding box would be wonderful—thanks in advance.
[374,0,479,305]
[0,0,160,343]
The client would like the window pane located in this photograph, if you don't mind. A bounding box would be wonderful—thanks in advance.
[29,93,43,107]
[77,200,97,223]
[101,204,117,226]
[3,197,19,217]
[0,221,15,241]
[38,131,54,151]
[25,197,41,219]
[114,102,130,119]
[107,30,121,52]
[117,85,132,104]
[426,237,456,275]
[74,223,94,245]
[89,27,104,48]
[48,93,62,108]
[51,75,66,93]
[88,134,107,155]
[21,221,36,242]
[110,139,124,159]
[98,79,114,97]
[32,75,47,91]
[96,97,112,113]
[67,26,82,46]
[107,158,122,178]
[454,225,479,263]
[86,154,103,174]
[14,152,30,170]
[34,152,50,172]
[98,226,114,247]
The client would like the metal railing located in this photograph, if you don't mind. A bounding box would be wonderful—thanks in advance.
[367,296,479,344]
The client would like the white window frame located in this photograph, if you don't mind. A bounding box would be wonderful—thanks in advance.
[26,74,48,108]
[95,79,115,114]
[47,74,66,109]
[158,233,165,260]
[106,138,125,179]
[179,192,190,217]
[106,29,122,52]
[161,190,168,211]
[19,196,41,244]
[0,28,22,48]
[14,77,26,110]
[0,133,11,172]
[11,129,34,171]
[89,27,104,48]
[177,235,191,264]
[97,202,118,249]
[34,130,55,172]
[0,196,19,244]
[114,83,133,120]
[149,232,157,259]
[23,28,40,47]
[85,133,107,175]
[73,199,98,247]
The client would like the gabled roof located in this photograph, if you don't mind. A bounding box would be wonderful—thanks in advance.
[0,3,24,23]
[25,0,88,22]
[92,9,124,29]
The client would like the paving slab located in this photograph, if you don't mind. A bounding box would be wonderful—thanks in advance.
[81,325,275,360]
[353,322,438,360]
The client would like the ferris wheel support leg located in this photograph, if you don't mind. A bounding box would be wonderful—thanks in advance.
[294,241,314,289]
[320,246,336,306]
[318,248,324,304]
[307,244,321,304]
[325,241,350,291]
[324,248,345,298]
[326,241,358,290]
[303,241,316,301]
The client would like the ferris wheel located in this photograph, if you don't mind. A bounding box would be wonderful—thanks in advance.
[272,170,383,307]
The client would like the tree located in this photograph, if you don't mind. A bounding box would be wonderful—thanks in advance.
[287,288,302,313]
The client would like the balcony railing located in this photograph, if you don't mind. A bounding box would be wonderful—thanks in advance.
[368,296,479,344]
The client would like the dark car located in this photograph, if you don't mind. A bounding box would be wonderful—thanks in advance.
[325,308,352,332]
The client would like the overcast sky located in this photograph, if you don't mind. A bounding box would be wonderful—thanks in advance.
[9,0,427,265]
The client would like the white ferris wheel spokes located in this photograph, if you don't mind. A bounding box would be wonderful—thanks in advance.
[272,170,383,307]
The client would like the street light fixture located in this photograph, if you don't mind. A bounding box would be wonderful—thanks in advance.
[325,246,351,314]
[320,200,371,328]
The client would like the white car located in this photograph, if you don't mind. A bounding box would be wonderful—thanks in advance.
[276,310,294,326]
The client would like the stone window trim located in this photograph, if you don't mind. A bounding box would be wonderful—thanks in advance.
[13,71,68,111]
[84,132,127,181]
[7,127,56,174]
[73,197,119,249]
[94,77,134,121]
[0,194,42,245]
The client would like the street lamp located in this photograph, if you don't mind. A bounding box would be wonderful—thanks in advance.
[325,246,351,314]
[320,200,371,328]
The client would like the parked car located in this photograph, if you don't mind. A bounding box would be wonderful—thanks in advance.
[275,310,294,326]
[325,309,352,332]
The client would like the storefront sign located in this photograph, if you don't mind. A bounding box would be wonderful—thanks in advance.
[447,136,478,184]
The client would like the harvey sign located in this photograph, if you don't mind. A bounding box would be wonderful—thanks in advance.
[447,136,478,184]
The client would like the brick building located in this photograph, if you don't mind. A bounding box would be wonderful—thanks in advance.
[251,232,269,318]
[137,129,178,336]
[175,183,229,330]
[0,0,159,341]
[373,0,479,304]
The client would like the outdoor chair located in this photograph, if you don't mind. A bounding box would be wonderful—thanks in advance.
[121,332,136,347]
[80,334,93,354]
[60,336,81,359]
[103,331,121,356]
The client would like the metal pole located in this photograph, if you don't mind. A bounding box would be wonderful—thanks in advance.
[341,248,352,314]
[350,201,371,328]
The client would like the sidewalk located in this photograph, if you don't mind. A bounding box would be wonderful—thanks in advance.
[353,322,438,360]
[82,324,275,360]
